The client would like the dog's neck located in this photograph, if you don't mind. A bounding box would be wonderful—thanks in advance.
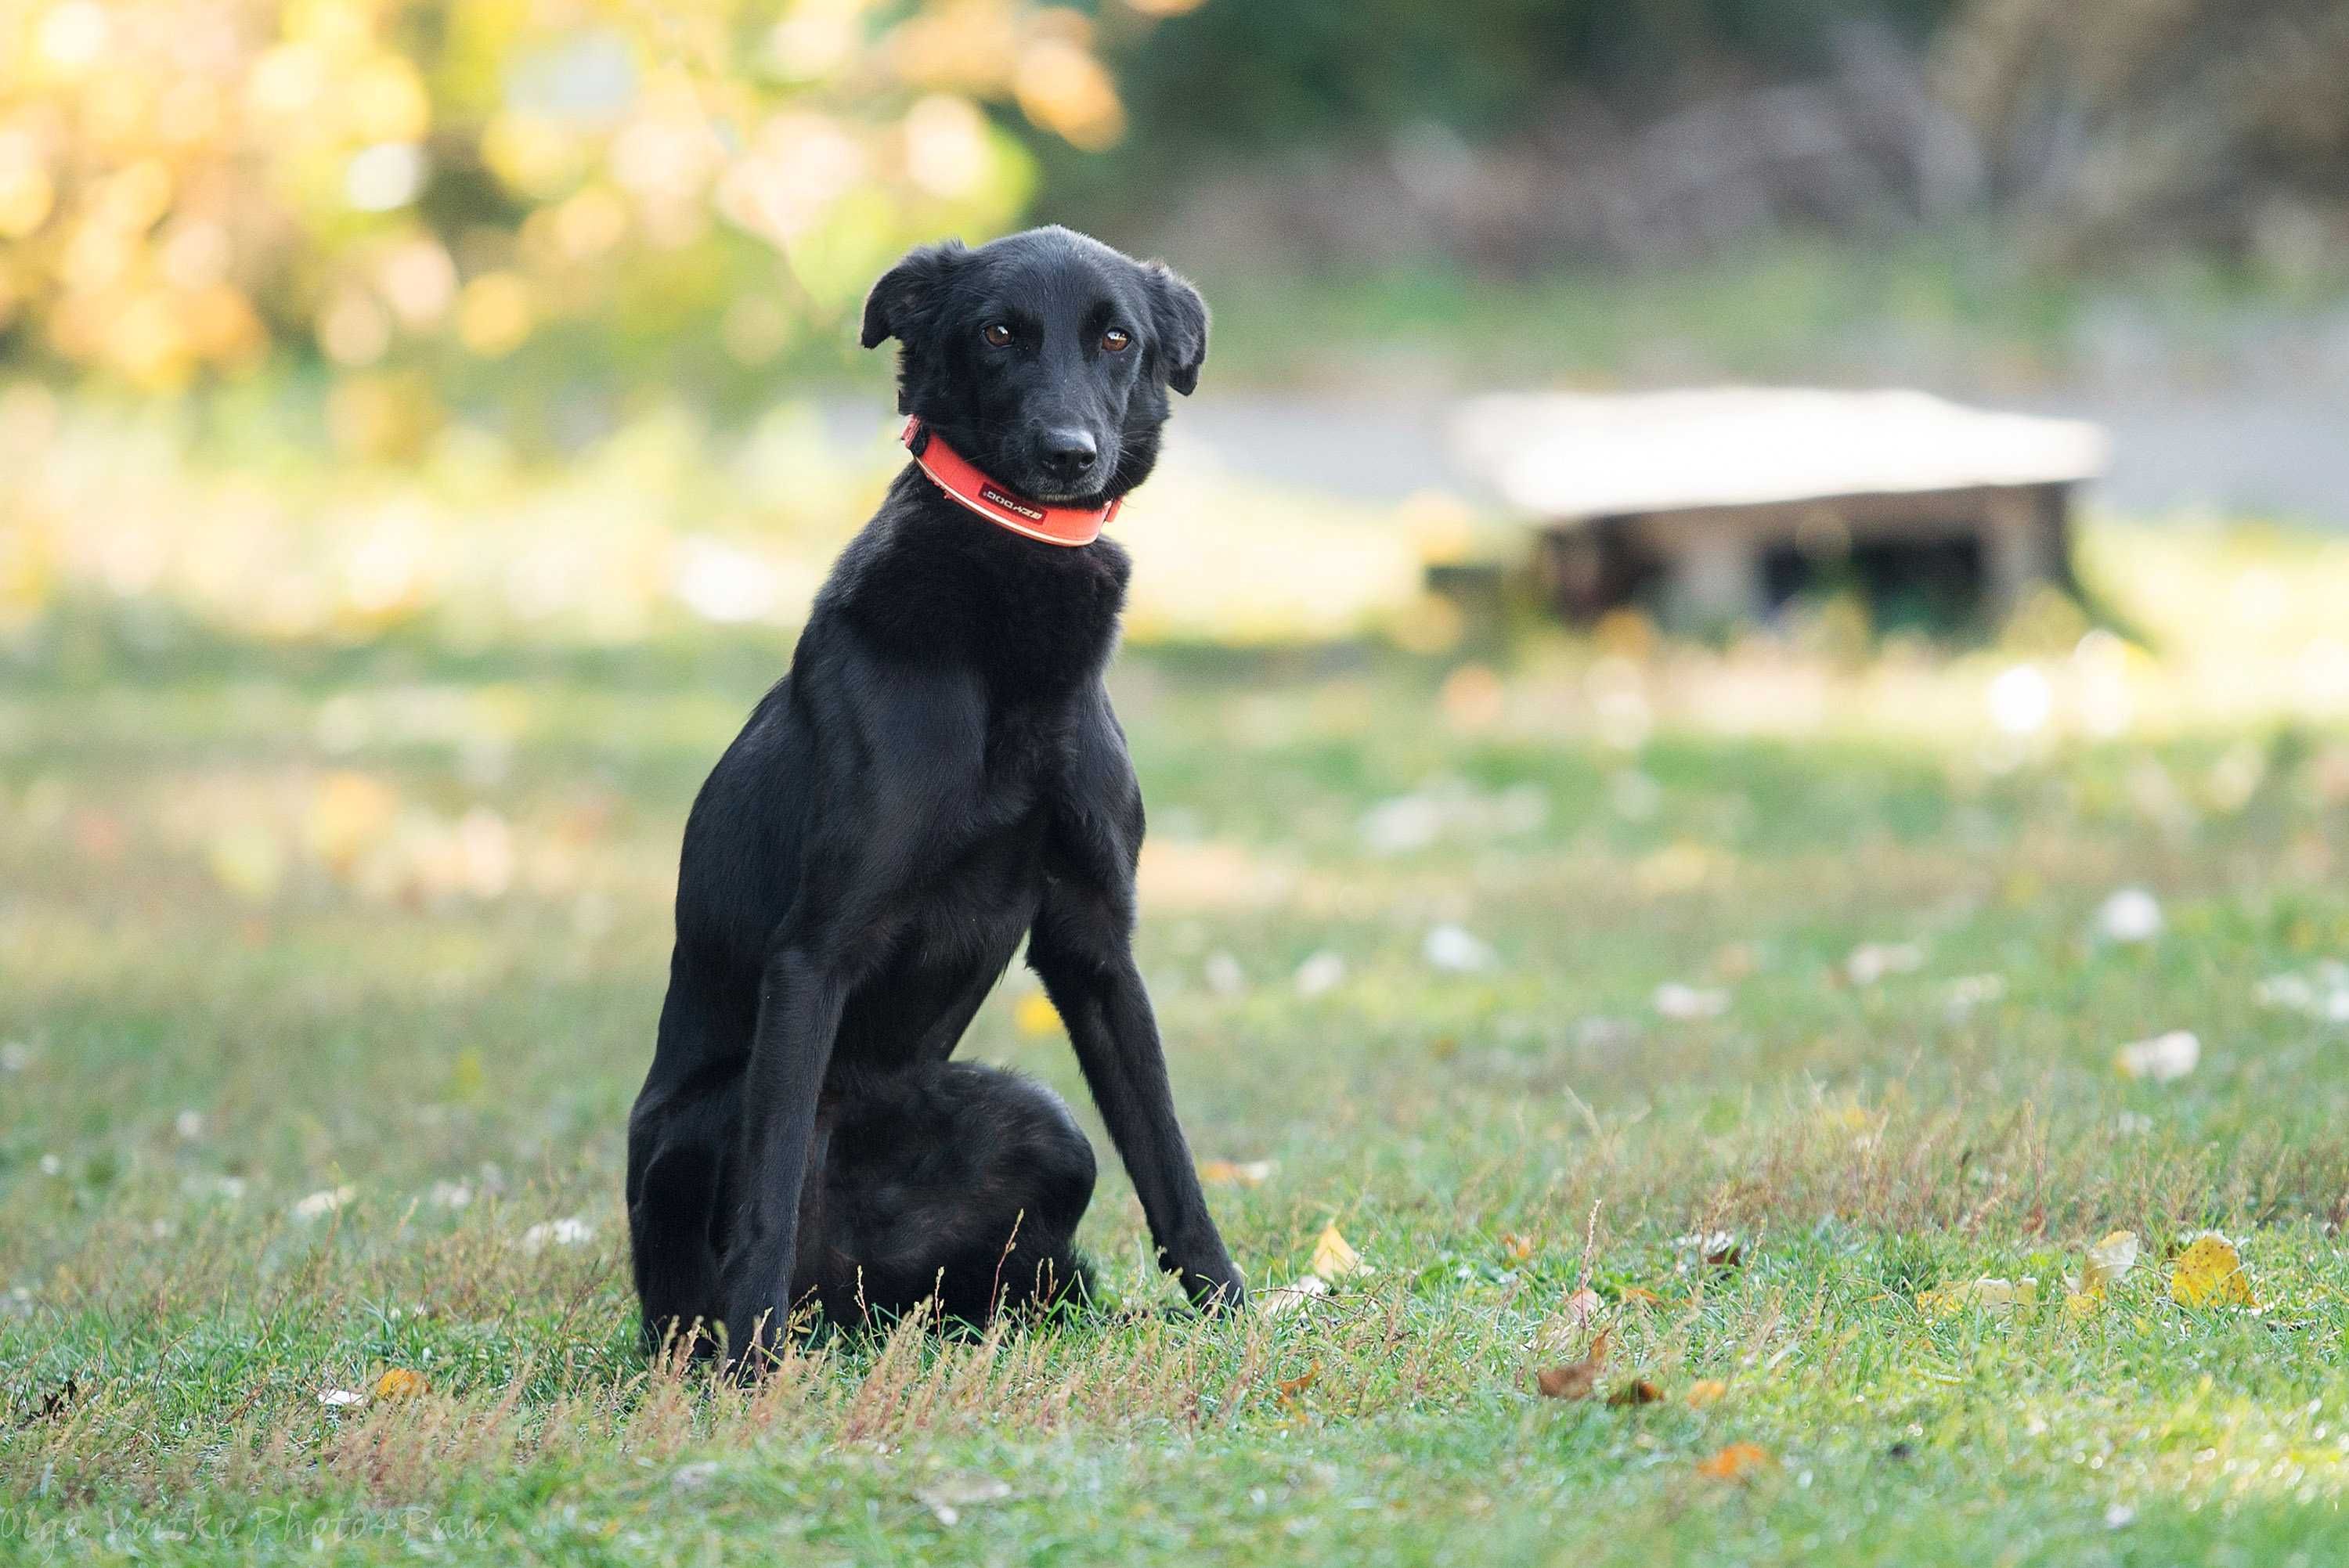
[829,467,1134,699]
[900,420,1119,547]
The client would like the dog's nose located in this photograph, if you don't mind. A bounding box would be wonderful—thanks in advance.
[1037,427,1098,483]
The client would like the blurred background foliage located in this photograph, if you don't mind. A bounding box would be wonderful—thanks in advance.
[2,0,2346,653]
[0,0,1134,434]
[6,0,2345,426]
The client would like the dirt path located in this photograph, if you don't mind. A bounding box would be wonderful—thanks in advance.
[1171,387,2349,524]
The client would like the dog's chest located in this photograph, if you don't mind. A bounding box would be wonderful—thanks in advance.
[891,708,1079,960]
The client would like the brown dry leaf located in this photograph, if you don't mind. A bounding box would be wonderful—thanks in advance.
[1309,1222,1362,1279]
[1197,1159,1276,1187]
[2170,1233,2257,1308]
[372,1368,427,1400]
[1500,1231,1536,1265]
[1535,1327,1611,1400]
[1685,1379,1729,1408]
[1618,1286,1669,1308]
[1560,1286,1602,1328]
[1276,1361,1320,1404]
[1694,1441,1773,1481]
[1607,1378,1663,1407]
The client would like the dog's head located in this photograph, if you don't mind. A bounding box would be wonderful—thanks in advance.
[861,225,1207,504]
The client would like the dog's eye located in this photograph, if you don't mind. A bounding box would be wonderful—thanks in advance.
[982,323,1014,348]
[1101,327,1131,353]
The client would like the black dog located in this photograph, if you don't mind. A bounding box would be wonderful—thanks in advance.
[626,226,1246,1364]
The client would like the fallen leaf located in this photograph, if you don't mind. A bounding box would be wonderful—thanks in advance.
[1309,1222,1361,1279]
[1198,1158,1276,1187]
[2115,1030,2199,1083]
[2066,1230,2142,1317]
[1423,923,1497,972]
[2082,1230,2140,1293]
[1694,1442,1773,1481]
[1685,1379,1729,1408]
[1675,1231,1744,1269]
[521,1217,594,1252]
[1608,1378,1663,1407]
[2095,887,2164,943]
[1535,1328,1611,1400]
[1294,951,1346,997]
[1256,1276,1329,1320]
[2170,1233,2257,1308]
[290,1185,355,1221]
[1559,1286,1602,1328]
[1276,1361,1320,1403]
[1654,982,1730,1021]
[1499,1232,1537,1265]
[914,1475,1012,1527]
[1618,1286,1669,1307]
[1916,1276,2039,1317]
[1013,993,1061,1036]
[372,1368,426,1400]
[1846,942,1925,986]
[318,1388,366,1409]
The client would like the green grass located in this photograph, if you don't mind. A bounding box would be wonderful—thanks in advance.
[1194,232,2349,390]
[5,612,2349,1565]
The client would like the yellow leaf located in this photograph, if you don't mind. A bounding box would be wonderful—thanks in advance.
[372,1368,426,1400]
[1685,1379,1729,1408]
[2170,1233,2256,1308]
[1013,993,1061,1036]
[1308,1221,1360,1279]
[1916,1276,2039,1318]
[1198,1158,1276,1187]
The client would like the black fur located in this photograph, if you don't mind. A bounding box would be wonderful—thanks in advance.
[626,226,1242,1366]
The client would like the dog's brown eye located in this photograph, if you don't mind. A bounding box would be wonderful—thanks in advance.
[1101,327,1131,353]
[982,323,1014,348]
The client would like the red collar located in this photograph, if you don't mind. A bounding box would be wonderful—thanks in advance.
[901,417,1120,546]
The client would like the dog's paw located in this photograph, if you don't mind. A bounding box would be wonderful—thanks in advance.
[1182,1261,1247,1316]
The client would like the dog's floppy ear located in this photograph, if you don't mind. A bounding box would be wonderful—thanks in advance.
[861,240,967,350]
[1145,262,1208,396]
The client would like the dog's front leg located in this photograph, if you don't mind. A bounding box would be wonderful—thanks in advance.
[1031,906,1245,1312]
[716,945,844,1369]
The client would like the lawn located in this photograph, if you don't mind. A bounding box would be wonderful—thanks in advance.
[5,604,2349,1566]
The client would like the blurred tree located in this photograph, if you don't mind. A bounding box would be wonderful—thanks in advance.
[0,0,1128,432]
[1042,0,1962,232]
[1933,0,2349,265]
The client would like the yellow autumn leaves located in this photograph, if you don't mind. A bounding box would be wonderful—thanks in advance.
[0,0,1122,392]
[1919,1230,2258,1321]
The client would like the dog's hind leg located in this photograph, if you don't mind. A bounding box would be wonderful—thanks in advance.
[630,1151,717,1356]
[626,1079,739,1357]
[810,1062,1096,1328]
